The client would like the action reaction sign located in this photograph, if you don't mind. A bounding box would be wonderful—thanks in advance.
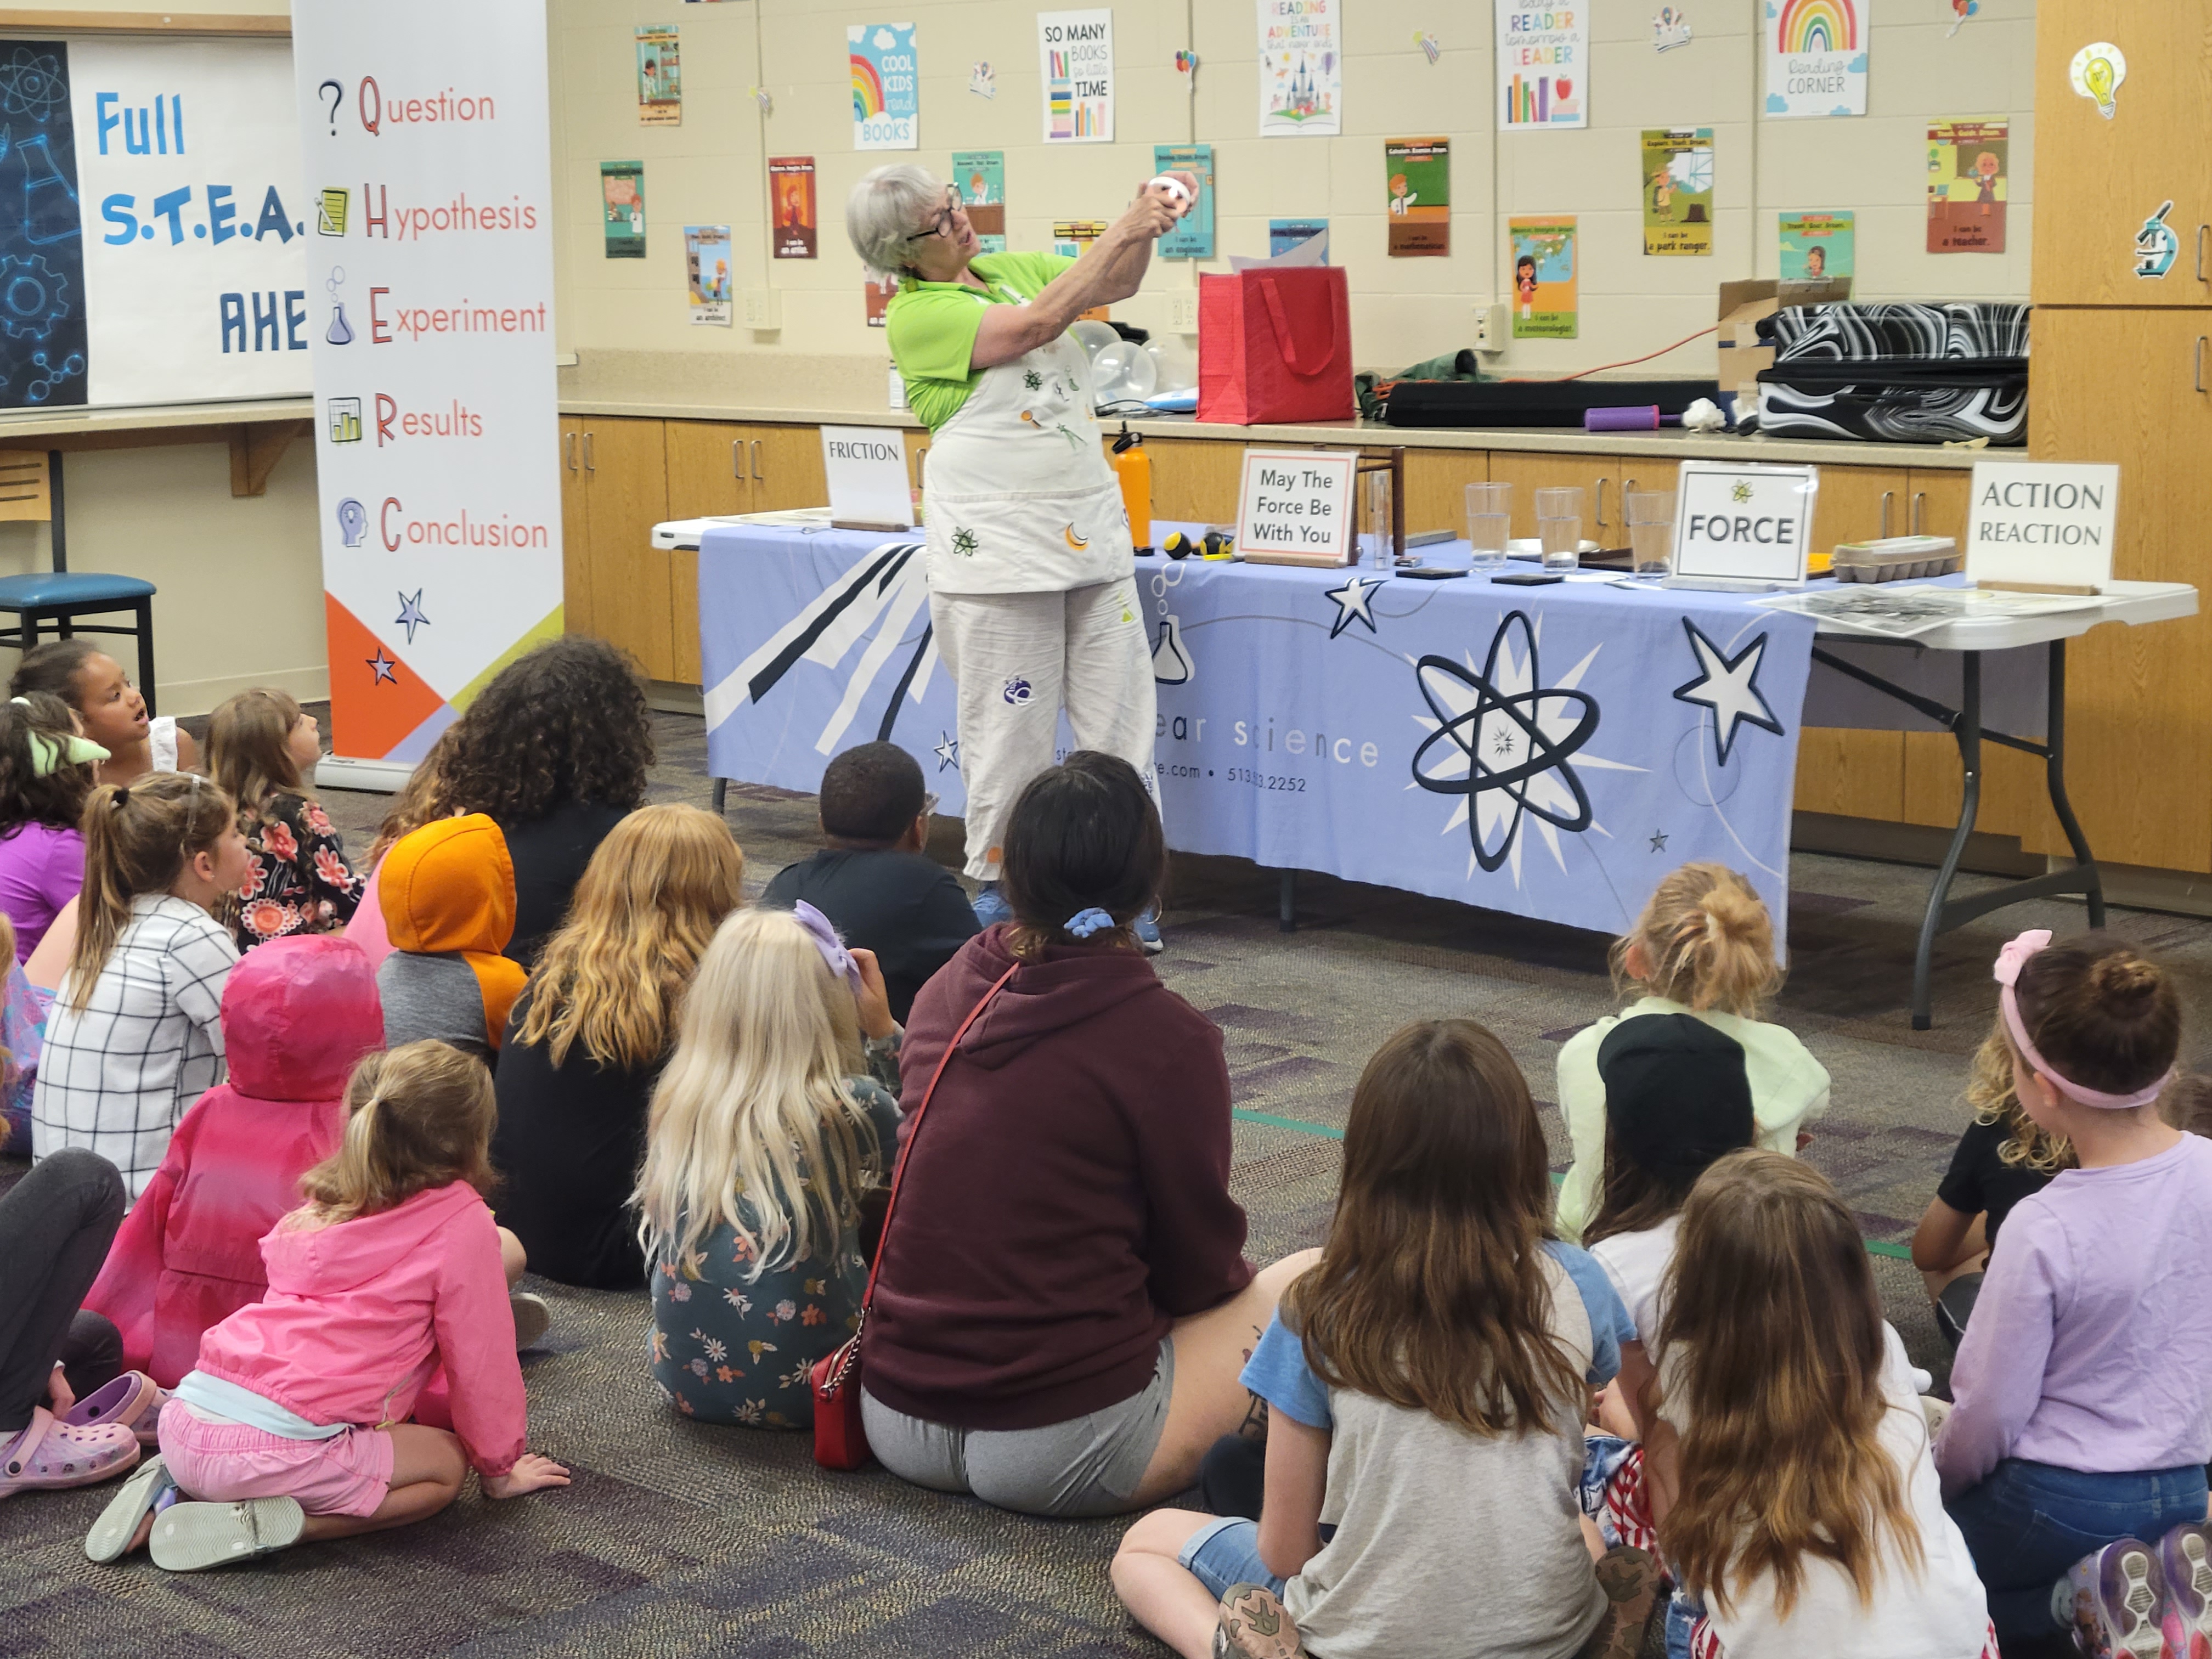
[1966,461,2120,592]
[1672,461,1819,584]
[1235,448,1354,566]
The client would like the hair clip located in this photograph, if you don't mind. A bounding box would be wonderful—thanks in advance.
[1065,907,1115,939]
[111,786,130,806]
[24,729,108,777]
[791,900,864,997]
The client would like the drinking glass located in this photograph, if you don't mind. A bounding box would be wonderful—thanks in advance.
[1465,482,1511,573]
[1361,468,1395,574]
[1624,490,1677,580]
[1534,487,1583,573]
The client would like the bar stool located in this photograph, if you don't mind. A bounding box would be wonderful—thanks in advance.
[0,451,160,713]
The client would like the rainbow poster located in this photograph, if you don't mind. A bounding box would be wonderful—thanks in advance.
[1494,2,1588,132]
[1765,0,1868,118]
[848,22,918,150]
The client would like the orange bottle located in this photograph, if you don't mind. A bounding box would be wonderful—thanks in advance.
[1111,424,1153,552]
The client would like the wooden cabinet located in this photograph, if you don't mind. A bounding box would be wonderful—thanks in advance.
[1148,437,1244,526]
[558,418,592,638]
[557,416,674,681]
[754,424,833,511]
[2033,1,2212,308]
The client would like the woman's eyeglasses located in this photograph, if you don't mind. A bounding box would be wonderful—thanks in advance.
[904,187,962,243]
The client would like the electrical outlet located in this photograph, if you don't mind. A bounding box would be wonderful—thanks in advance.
[741,289,782,329]
[1472,301,1508,353]
[1169,291,1199,333]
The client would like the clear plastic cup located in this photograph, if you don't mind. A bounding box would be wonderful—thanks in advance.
[1535,487,1584,572]
[1466,481,1511,573]
[1624,490,1675,580]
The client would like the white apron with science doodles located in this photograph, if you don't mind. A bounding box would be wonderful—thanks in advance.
[922,310,1134,597]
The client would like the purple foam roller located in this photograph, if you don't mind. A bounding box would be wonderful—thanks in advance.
[1584,405,1664,432]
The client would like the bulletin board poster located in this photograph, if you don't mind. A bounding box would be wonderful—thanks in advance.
[1496,2,1588,131]
[0,38,314,411]
[1039,9,1113,143]
[685,225,731,324]
[1269,218,1328,262]
[292,0,565,769]
[1154,142,1215,259]
[600,162,646,258]
[1641,129,1713,256]
[1779,210,1853,279]
[636,26,680,126]
[770,156,817,258]
[1927,119,2007,253]
[1258,0,1340,137]
[1384,138,1449,257]
[1764,0,1868,119]
[864,274,895,326]
[1510,216,1577,338]
[1052,219,1107,259]
[951,150,1005,251]
[850,24,919,151]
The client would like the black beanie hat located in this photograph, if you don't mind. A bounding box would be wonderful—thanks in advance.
[1597,1013,1755,1178]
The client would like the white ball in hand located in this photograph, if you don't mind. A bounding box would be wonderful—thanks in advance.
[1146,175,1192,208]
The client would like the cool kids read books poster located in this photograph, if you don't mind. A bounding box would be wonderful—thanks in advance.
[850,24,918,150]
[1764,0,1869,119]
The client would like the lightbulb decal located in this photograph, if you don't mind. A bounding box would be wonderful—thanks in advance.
[2068,42,2126,120]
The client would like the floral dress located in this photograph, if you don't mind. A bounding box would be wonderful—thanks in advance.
[650,1038,901,1429]
[232,791,366,951]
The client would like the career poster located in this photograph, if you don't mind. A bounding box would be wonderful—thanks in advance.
[600,161,645,258]
[849,23,919,150]
[1496,2,1588,131]
[635,25,680,125]
[1510,216,1577,338]
[1384,138,1449,257]
[1039,9,1113,143]
[1641,128,1712,256]
[1154,142,1214,259]
[684,225,731,324]
[1764,0,1868,119]
[1927,118,2007,253]
[1269,218,1328,261]
[769,156,817,257]
[1052,218,1106,258]
[1258,0,1340,137]
[1779,210,1853,279]
[951,149,1005,252]
[292,0,565,771]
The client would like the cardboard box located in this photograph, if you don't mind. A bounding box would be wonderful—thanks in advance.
[1715,277,1852,391]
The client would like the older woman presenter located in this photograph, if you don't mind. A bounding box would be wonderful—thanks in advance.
[845,164,1191,946]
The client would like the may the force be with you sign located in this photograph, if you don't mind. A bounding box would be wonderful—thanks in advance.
[1236,448,1355,566]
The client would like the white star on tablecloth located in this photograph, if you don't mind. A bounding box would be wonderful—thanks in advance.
[1672,619,1783,765]
[1323,574,1380,639]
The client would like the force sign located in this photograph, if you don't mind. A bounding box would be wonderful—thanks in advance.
[1235,448,1355,567]
[1671,461,1820,584]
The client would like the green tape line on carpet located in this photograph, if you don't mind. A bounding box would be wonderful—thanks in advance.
[1232,1107,1919,1262]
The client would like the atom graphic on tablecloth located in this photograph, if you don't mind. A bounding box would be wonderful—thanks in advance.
[1410,610,1644,882]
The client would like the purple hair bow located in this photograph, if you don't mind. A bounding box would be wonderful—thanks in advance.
[792,901,864,997]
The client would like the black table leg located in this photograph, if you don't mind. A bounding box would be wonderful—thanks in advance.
[134,598,156,717]
[711,776,727,815]
[2041,639,2104,930]
[1279,869,1296,933]
[1913,655,1982,1030]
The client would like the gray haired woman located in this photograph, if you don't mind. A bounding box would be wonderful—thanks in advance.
[844,162,1190,945]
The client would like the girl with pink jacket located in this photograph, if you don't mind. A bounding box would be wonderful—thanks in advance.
[86,1041,569,1571]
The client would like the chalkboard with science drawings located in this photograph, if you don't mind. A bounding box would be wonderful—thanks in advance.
[0,35,308,411]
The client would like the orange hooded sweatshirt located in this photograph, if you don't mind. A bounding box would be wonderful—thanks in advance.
[375,814,526,1055]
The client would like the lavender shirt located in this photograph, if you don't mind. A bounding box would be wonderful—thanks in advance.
[1936,1133,2212,1494]
[0,821,84,963]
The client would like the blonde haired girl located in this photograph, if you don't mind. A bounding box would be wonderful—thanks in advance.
[31,775,247,1200]
[1555,864,1829,1241]
[1641,1150,1994,1657]
[634,904,900,1428]
[206,688,363,952]
[90,1042,571,1572]
[492,804,746,1289]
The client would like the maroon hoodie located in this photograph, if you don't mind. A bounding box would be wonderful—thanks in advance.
[860,925,1254,1430]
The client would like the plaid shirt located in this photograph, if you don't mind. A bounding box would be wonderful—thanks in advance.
[31,894,236,1201]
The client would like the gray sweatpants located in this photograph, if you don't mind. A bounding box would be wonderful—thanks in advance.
[930,579,1158,882]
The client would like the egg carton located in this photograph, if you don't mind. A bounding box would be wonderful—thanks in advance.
[1831,535,1961,584]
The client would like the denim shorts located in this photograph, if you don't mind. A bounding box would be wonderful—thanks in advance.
[1177,1516,1285,1601]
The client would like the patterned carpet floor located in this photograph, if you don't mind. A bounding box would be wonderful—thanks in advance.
[4,708,2204,1655]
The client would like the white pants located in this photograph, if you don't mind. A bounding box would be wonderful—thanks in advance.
[929,578,1158,881]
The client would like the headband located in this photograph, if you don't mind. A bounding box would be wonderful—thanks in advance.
[792,901,863,998]
[9,698,108,776]
[1994,929,2175,1110]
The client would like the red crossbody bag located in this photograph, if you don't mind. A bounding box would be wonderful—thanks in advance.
[811,961,1020,1470]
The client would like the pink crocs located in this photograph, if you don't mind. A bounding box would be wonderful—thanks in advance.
[0,1407,140,1499]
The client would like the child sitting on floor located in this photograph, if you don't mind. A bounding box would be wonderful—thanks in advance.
[1934,931,2212,1656]
[1112,1018,1656,1659]
[345,726,458,974]
[0,691,104,964]
[84,935,386,1386]
[85,1041,570,1572]
[31,775,246,1201]
[1637,1150,1994,1657]
[634,904,901,1429]
[10,640,196,786]
[376,815,525,1062]
[1909,1012,2072,1348]
[206,689,364,951]
[1555,863,1829,1243]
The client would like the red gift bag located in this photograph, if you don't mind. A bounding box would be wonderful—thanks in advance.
[1197,266,1356,426]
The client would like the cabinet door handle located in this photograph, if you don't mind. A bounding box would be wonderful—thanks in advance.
[582,431,594,473]
[751,439,764,482]
[565,431,577,473]
[1910,492,1927,535]
[2197,337,2209,394]
[1880,489,1894,539]
[731,439,742,479]
[1594,477,1610,531]
[2198,224,2208,283]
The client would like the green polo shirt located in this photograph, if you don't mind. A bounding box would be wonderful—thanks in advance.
[885,252,1076,433]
